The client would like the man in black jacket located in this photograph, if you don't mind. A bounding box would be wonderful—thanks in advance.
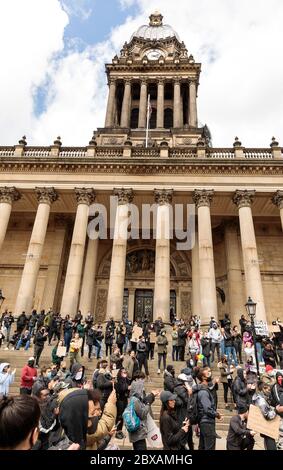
[136,336,149,378]
[177,323,187,362]
[34,327,48,366]
[226,406,255,450]
[164,365,177,393]
[197,367,223,450]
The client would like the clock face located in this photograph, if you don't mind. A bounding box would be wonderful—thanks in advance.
[146,49,164,61]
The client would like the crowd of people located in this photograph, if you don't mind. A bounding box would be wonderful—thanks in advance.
[0,309,283,451]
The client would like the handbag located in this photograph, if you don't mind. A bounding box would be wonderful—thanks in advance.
[146,414,163,449]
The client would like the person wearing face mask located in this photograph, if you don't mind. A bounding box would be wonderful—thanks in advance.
[115,368,131,439]
[271,372,283,450]
[188,333,200,367]
[160,391,190,450]
[136,336,149,379]
[232,368,254,411]
[0,395,40,450]
[67,363,85,389]
[33,326,48,367]
[252,381,278,450]
[20,357,38,395]
[96,360,114,410]
[157,330,168,374]
[196,367,223,450]
[57,361,71,381]
[164,365,178,393]
[58,388,117,450]
[201,332,212,367]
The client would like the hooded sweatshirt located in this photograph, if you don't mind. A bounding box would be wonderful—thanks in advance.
[0,363,15,396]
[66,363,85,388]
[271,372,283,417]
[128,380,155,443]
[59,388,91,449]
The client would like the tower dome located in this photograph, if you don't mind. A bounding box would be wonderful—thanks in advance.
[131,11,180,42]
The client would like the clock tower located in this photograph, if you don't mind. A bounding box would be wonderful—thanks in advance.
[97,11,209,148]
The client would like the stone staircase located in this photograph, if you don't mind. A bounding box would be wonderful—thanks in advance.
[0,338,264,450]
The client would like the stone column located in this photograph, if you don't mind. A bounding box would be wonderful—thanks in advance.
[153,189,173,322]
[79,238,99,315]
[60,188,96,317]
[120,79,132,128]
[105,78,116,127]
[14,188,58,315]
[128,288,135,323]
[0,187,21,252]
[224,221,246,324]
[272,191,283,231]
[41,223,67,311]
[173,78,182,128]
[191,233,201,317]
[138,79,147,128]
[193,190,218,324]
[233,190,267,322]
[189,79,198,128]
[157,79,165,128]
[106,189,134,321]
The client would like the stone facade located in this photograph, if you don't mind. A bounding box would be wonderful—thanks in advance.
[0,12,283,325]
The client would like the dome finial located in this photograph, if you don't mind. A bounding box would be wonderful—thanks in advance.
[149,11,163,26]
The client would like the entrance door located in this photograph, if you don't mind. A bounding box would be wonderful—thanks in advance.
[134,290,153,325]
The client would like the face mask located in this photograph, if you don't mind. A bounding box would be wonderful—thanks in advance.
[87,416,99,435]
[75,371,83,381]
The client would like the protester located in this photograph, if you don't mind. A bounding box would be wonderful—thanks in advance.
[0,395,40,450]
[116,322,126,354]
[20,357,38,395]
[233,368,254,411]
[226,406,255,450]
[33,326,48,367]
[5,330,20,350]
[262,343,277,368]
[28,310,38,337]
[262,365,276,387]
[115,368,130,439]
[201,332,211,367]
[110,346,124,370]
[160,391,190,450]
[171,325,178,362]
[136,336,149,379]
[157,330,168,374]
[174,373,194,450]
[209,322,222,363]
[63,316,73,354]
[96,360,113,410]
[218,356,235,409]
[164,365,178,393]
[94,324,104,359]
[188,333,200,367]
[127,375,158,450]
[16,329,31,351]
[77,320,86,357]
[239,315,249,336]
[86,325,97,361]
[0,363,16,396]
[223,325,238,367]
[197,367,223,450]
[271,372,283,450]
[252,381,278,450]
[2,311,14,343]
[52,340,65,367]
[67,363,85,389]
[69,333,83,368]
[105,327,114,357]
[123,351,139,382]
[244,341,256,366]
[17,312,28,334]
[232,326,243,364]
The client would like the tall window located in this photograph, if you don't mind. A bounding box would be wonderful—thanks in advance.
[164,108,173,129]
[149,108,157,129]
[130,108,139,129]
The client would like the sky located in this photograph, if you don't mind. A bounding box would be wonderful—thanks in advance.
[0,0,283,147]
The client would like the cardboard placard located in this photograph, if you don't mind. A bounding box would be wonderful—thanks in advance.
[247,404,280,440]
[269,324,281,333]
[254,321,269,337]
[131,326,143,343]
[56,346,67,357]
[150,332,156,343]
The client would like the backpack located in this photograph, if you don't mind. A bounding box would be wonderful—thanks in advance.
[122,398,141,433]
[187,391,199,425]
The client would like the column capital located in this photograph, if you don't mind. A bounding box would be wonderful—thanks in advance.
[154,189,173,205]
[0,186,21,204]
[272,190,283,210]
[157,78,165,85]
[108,77,117,86]
[35,187,58,205]
[193,189,214,209]
[124,78,132,86]
[140,78,148,86]
[233,190,255,209]
[173,77,182,84]
[75,188,96,206]
[189,78,197,85]
[113,188,134,205]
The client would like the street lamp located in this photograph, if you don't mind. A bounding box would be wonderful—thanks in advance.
[245,297,260,379]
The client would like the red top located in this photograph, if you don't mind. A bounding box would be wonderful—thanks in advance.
[20,365,37,389]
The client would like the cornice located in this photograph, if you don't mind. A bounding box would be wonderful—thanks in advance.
[0,158,283,177]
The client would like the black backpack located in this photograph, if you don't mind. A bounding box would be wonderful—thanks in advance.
[187,391,199,425]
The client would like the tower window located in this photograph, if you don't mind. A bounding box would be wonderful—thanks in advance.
[130,108,139,129]
[164,83,173,100]
[132,83,140,101]
[148,83,157,100]
[164,108,173,129]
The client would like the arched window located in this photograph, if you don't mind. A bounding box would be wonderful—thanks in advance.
[164,108,173,129]
[130,108,139,129]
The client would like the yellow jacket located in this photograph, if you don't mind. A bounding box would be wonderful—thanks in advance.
[86,401,117,450]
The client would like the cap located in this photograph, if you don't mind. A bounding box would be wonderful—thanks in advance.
[160,391,177,404]
[178,373,191,382]
[265,365,273,373]
[28,356,35,362]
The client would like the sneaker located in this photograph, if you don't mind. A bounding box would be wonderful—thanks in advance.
[116,431,125,440]
[157,369,161,374]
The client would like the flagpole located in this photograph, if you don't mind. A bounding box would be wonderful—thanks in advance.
[145,94,150,148]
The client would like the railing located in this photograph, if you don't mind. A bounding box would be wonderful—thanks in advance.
[170,149,197,158]
[24,147,51,158]
[244,149,273,159]
[96,147,124,158]
[208,149,235,159]
[60,148,87,158]
[132,148,159,158]
[0,147,15,157]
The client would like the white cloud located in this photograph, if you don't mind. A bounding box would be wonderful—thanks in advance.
[1,0,283,147]
[60,0,93,21]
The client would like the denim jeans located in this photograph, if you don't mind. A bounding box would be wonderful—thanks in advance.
[226,346,238,366]
[172,345,178,361]
[203,355,211,367]
[95,341,102,359]
[16,339,30,350]
[220,340,226,357]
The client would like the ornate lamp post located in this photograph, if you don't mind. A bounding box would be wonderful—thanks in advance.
[245,297,260,379]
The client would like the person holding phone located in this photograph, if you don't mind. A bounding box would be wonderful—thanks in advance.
[115,369,131,439]
[160,391,190,450]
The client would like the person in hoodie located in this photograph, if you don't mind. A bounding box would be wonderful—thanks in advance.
[164,365,178,393]
[188,333,200,367]
[114,368,131,439]
[232,368,255,411]
[261,365,276,387]
[66,363,86,389]
[201,332,211,367]
[271,372,283,450]
[252,381,278,450]
[262,343,277,368]
[96,360,114,410]
[128,375,158,450]
[0,363,16,397]
[157,330,168,374]
[174,373,194,450]
[196,367,223,450]
[20,357,37,395]
[159,391,190,450]
[226,405,256,450]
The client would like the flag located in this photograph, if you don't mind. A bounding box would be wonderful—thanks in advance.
[147,94,152,119]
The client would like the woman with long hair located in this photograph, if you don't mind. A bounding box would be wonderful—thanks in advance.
[159,391,190,450]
